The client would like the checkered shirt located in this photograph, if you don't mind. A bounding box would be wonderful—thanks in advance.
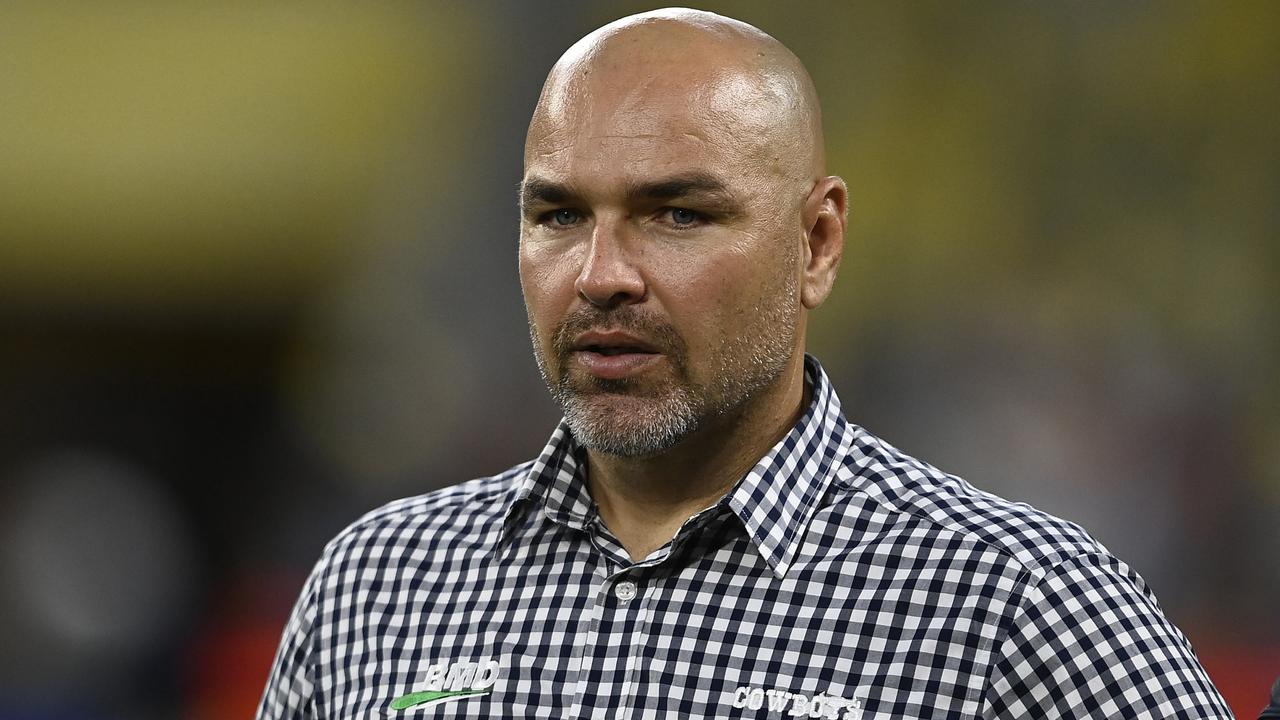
[258,356,1232,719]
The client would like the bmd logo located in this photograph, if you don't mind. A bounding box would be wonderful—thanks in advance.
[390,657,501,711]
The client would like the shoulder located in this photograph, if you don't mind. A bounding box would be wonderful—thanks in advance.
[318,461,533,565]
[840,426,1111,582]
[837,430,1232,715]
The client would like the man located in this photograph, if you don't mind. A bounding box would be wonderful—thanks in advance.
[258,9,1231,719]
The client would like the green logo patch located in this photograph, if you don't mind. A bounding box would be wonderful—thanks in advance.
[389,658,500,712]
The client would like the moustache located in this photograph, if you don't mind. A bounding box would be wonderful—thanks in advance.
[551,306,686,362]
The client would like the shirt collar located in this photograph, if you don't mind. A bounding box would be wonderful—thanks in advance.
[723,355,851,577]
[496,355,851,578]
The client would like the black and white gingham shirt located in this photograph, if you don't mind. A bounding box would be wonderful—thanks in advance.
[259,356,1232,719]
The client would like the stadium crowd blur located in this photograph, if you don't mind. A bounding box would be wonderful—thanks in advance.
[1,2,1276,718]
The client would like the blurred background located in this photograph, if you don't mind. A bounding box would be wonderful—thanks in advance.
[0,1,1276,717]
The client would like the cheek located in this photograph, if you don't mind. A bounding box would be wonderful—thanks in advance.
[662,236,795,346]
[519,241,580,322]
[655,248,756,339]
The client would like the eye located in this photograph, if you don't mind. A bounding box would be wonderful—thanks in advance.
[552,209,580,226]
[670,208,698,225]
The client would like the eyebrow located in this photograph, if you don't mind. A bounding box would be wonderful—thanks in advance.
[519,172,736,214]
[626,172,731,202]
[519,177,572,210]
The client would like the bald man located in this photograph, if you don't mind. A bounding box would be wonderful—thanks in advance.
[259,10,1230,719]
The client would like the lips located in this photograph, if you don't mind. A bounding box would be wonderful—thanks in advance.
[570,330,662,380]
[572,331,660,355]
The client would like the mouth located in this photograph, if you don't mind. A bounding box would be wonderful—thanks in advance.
[572,330,660,355]
[579,344,657,357]
[570,331,663,379]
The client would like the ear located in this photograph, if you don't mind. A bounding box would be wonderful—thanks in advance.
[799,176,847,309]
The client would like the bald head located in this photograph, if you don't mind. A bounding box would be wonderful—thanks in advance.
[527,8,827,183]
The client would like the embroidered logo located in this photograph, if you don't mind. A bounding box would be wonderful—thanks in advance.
[390,658,500,711]
[729,685,864,719]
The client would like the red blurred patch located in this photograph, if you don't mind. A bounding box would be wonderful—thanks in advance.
[185,571,304,720]
[1198,643,1280,719]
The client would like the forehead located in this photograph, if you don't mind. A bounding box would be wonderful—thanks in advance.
[525,68,782,188]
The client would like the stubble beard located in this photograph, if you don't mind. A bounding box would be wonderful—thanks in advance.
[529,262,800,458]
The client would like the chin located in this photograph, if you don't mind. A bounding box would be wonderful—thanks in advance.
[562,393,699,457]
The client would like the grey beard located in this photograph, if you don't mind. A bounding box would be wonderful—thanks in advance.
[552,376,701,458]
[531,331,793,459]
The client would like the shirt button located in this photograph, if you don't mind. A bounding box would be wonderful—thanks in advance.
[614,580,638,601]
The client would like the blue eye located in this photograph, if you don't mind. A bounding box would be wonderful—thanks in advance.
[670,208,698,225]
[553,209,579,226]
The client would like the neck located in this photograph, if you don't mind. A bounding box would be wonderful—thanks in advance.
[584,351,810,561]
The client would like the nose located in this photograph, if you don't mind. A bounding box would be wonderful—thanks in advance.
[574,218,646,308]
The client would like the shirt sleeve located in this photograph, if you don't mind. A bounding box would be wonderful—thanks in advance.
[256,561,323,720]
[981,552,1234,719]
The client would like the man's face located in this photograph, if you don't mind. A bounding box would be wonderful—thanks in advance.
[519,66,807,457]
